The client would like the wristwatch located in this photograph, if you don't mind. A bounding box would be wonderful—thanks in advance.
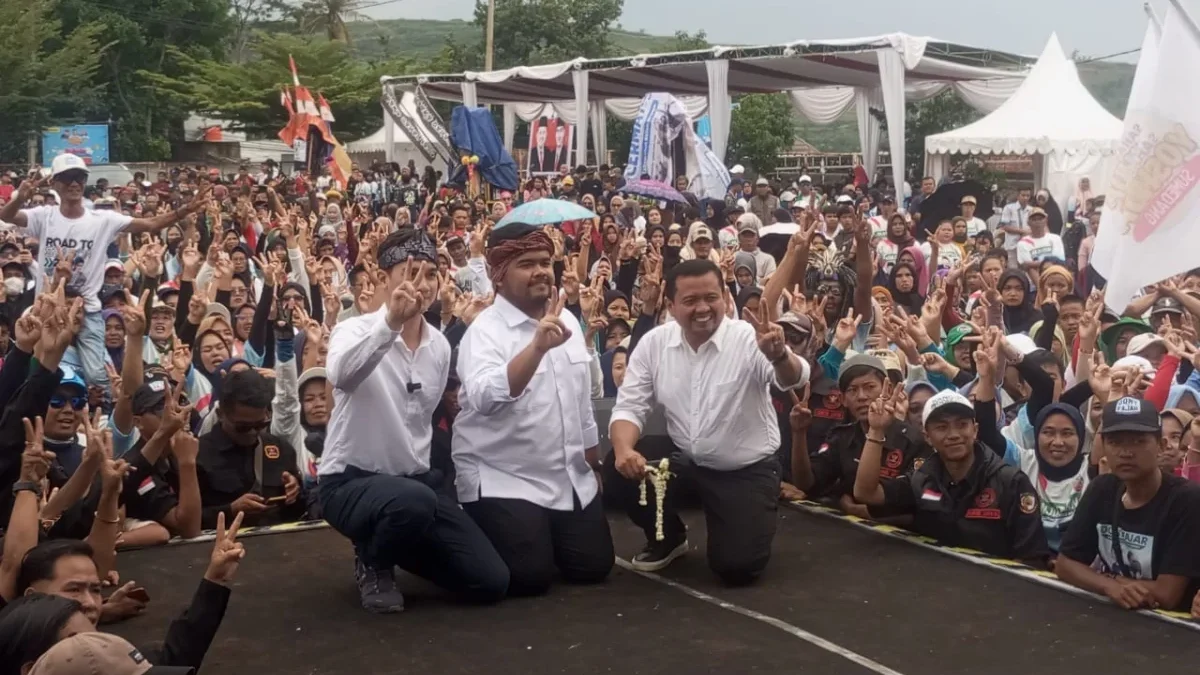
[12,480,41,498]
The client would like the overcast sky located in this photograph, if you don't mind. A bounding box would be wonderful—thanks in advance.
[369,0,1164,63]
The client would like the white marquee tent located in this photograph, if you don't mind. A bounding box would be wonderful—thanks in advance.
[346,122,425,167]
[925,34,1123,207]
[380,34,1033,192]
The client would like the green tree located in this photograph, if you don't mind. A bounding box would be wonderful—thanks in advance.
[899,91,981,176]
[0,0,105,162]
[728,94,794,174]
[56,0,232,160]
[668,29,709,51]
[289,0,373,45]
[437,0,625,72]
[142,32,415,140]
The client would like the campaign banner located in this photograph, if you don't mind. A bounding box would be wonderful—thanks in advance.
[1092,7,1200,310]
[526,117,573,175]
[42,124,109,165]
[624,93,729,200]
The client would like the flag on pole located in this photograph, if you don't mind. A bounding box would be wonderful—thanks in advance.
[318,93,336,125]
[1091,5,1200,310]
[288,54,301,87]
[278,88,297,146]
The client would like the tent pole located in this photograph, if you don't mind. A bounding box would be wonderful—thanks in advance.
[485,0,496,71]
[1167,0,1200,43]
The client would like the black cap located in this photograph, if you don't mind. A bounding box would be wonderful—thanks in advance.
[1100,397,1161,434]
[131,379,170,415]
[575,164,589,174]
[1152,296,1184,315]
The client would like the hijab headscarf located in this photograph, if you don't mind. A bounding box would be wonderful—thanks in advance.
[887,262,924,316]
[901,244,930,296]
[1035,265,1074,306]
[1073,178,1094,219]
[1033,403,1087,482]
[599,346,627,398]
[999,270,1039,334]
[102,309,125,372]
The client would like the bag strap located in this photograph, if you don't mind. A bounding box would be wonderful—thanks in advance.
[1109,484,1132,578]
[252,435,264,494]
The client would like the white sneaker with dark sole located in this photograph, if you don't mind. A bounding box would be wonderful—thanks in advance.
[630,538,689,572]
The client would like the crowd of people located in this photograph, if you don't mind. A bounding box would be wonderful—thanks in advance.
[0,151,1197,673]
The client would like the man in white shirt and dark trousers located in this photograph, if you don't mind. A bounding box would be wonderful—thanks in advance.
[319,228,509,613]
[606,259,811,585]
[454,222,614,597]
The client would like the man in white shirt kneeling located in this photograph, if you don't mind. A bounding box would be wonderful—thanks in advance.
[607,259,810,585]
[319,228,509,613]
[454,222,615,597]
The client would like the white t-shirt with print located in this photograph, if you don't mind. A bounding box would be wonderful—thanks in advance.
[21,206,132,311]
[1016,233,1065,267]
[919,240,963,273]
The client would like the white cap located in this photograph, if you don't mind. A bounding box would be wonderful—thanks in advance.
[798,174,812,184]
[730,164,745,174]
[1004,334,1038,356]
[835,194,854,204]
[780,190,796,202]
[1113,354,1155,377]
[1127,333,1166,357]
[50,153,88,179]
[922,390,974,427]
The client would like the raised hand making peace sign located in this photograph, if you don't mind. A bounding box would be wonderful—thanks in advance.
[204,511,246,587]
[532,290,572,353]
[385,257,429,331]
[743,305,788,362]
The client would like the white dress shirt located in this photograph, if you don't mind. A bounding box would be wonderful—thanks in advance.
[320,308,450,478]
[453,295,599,510]
[611,318,810,471]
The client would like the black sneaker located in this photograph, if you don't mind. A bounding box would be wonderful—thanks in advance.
[630,537,688,572]
[354,556,405,614]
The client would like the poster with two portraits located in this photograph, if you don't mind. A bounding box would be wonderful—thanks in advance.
[525,117,573,175]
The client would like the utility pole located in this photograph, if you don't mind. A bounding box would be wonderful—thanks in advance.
[485,0,496,71]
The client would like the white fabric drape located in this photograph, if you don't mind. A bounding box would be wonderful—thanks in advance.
[788,87,856,123]
[503,104,516,152]
[590,104,607,165]
[854,88,884,179]
[383,103,395,162]
[507,97,707,123]
[877,48,907,202]
[572,69,589,166]
[460,82,478,108]
[705,60,731,163]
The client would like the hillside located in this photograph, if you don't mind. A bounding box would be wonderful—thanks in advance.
[347,18,680,62]
[346,18,1135,153]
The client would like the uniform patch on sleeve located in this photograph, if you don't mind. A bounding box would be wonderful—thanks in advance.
[1019,492,1038,514]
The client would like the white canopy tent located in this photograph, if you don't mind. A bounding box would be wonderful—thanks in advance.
[925,34,1123,208]
[381,34,1032,193]
[346,122,425,167]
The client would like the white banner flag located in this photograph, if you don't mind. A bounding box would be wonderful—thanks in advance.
[1091,6,1200,311]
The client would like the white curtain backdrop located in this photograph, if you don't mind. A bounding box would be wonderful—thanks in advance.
[877,48,907,200]
[460,82,478,108]
[572,69,589,167]
[705,59,731,163]
[590,104,607,164]
[502,104,516,154]
[854,88,884,178]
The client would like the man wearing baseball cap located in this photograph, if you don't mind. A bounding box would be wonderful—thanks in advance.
[1056,396,1200,611]
[790,354,931,517]
[748,177,779,226]
[0,154,210,394]
[1015,206,1064,285]
[29,632,194,675]
[960,194,988,238]
[853,386,1050,566]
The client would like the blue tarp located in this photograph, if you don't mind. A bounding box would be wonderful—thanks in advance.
[448,107,519,192]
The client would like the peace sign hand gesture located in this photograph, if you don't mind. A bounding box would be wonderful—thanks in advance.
[204,511,246,587]
[866,381,901,433]
[788,387,813,432]
[385,257,427,331]
[744,305,788,362]
[833,307,862,351]
[532,291,572,353]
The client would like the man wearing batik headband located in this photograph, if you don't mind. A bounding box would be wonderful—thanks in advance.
[320,227,509,614]
[454,222,615,597]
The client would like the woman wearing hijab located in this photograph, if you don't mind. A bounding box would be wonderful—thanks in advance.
[102,309,125,372]
[998,270,1040,334]
[887,261,924,316]
[875,213,913,281]
[1069,177,1094,221]
[901,244,930,297]
[1006,403,1090,552]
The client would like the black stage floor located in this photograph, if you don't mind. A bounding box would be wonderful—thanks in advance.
[109,507,1200,675]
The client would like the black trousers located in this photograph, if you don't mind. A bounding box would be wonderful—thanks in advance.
[463,491,614,597]
[601,443,781,586]
[320,466,509,603]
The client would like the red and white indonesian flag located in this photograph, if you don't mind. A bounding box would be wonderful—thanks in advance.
[1093,7,1200,310]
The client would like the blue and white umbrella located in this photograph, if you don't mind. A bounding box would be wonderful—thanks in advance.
[495,199,597,230]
